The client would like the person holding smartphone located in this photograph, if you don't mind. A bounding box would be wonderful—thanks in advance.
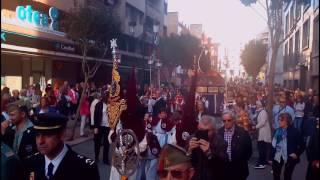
[187,115,228,180]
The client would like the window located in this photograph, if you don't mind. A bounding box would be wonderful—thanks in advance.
[303,0,311,11]
[164,3,168,14]
[295,1,301,21]
[284,42,289,71]
[294,30,300,64]
[314,0,319,10]
[289,37,293,67]
[290,5,294,28]
[285,14,289,34]
[302,19,310,48]
[312,18,319,56]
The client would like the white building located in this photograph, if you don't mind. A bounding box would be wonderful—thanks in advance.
[281,0,319,91]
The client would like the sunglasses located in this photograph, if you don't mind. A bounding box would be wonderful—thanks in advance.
[157,169,188,179]
[223,119,233,123]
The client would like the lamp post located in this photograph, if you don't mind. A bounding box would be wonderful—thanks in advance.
[151,23,160,88]
[155,60,162,88]
[148,56,154,86]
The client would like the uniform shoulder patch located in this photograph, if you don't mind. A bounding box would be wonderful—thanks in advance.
[76,154,95,166]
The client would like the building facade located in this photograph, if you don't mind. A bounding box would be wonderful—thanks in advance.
[1,0,168,91]
[282,0,319,92]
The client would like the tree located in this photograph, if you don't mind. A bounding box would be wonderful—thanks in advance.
[240,0,292,128]
[240,39,267,84]
[159,34,201,69]
[62,5,120,140]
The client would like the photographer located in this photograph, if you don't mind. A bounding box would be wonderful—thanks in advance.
[187,115,228,180]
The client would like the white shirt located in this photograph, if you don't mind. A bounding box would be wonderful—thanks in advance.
[90,99,100,126]
[45,144,68,178]
[101,103,109,127]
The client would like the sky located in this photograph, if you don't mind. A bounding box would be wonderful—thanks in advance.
[168,0,267,70]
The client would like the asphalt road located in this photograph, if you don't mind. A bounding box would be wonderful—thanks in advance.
[72,139,308,180]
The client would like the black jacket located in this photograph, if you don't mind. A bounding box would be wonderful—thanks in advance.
[2,124,37,162]
[25,146,100,180]
[189,133,228,180]
[93,101,104,128]
[271,125,305,162]
[218,125,252,179]
[306,127,319,162]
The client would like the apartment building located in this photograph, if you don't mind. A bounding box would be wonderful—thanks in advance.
[282,0,319,92]
[1,0,168,90]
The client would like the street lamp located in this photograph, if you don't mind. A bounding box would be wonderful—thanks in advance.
[155,60,162,88]
[148,56,154,87]
[150,23,160,88]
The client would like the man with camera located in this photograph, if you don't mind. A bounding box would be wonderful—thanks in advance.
[187,115,228,180]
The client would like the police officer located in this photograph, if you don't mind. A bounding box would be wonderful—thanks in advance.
[26,112,100,180]
[2,100,37,162]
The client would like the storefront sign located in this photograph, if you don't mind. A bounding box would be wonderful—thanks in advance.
[55,43,76,52]
[15,5,59,31]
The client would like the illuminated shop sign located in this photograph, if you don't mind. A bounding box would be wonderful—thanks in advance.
[15,5,59,30]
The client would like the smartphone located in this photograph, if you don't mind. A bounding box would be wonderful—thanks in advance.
[195,130,208,141]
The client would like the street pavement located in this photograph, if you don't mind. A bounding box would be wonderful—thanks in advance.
[72,138,308,180]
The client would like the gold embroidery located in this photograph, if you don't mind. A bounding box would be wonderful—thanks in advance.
[107,39,127,130]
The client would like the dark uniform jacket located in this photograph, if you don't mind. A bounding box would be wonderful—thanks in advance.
[218,125,252,180]
[1,142,26,180]
[2,124,37,162]
[26,145,100,180]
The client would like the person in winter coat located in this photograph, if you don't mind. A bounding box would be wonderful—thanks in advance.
[252,100,272,169]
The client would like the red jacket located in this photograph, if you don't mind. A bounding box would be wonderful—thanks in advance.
[80,99,90,116]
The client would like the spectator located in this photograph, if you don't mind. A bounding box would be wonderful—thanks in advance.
[294,95,305,132]
[1,102,37,162]
[152,90,167,117]
[253,100,272,169]
[9,89,20,103]
[271,113,304,180]
[19,89,32,110]
[236,102,250,131]
[306,118,319,180]
[57,88,71,117]
[79,94,90,137]
[196,100,207,122]
[30,86,42,108]
[272,97,295,129]
[44,88,57,107]
[187,115,227,180]
[90,93,101,127]
[218,110,252,180]
[35,97,57,114]
[147,92,156,114]
[93,94,110,164]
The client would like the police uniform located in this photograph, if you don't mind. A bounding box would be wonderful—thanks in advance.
[1,142,26,180]
[26,113,100,180]
[2,101,38,162]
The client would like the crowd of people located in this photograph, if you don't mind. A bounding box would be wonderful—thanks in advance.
[0,79,319,180]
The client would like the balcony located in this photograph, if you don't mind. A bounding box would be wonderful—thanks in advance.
[146,1,163,22]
